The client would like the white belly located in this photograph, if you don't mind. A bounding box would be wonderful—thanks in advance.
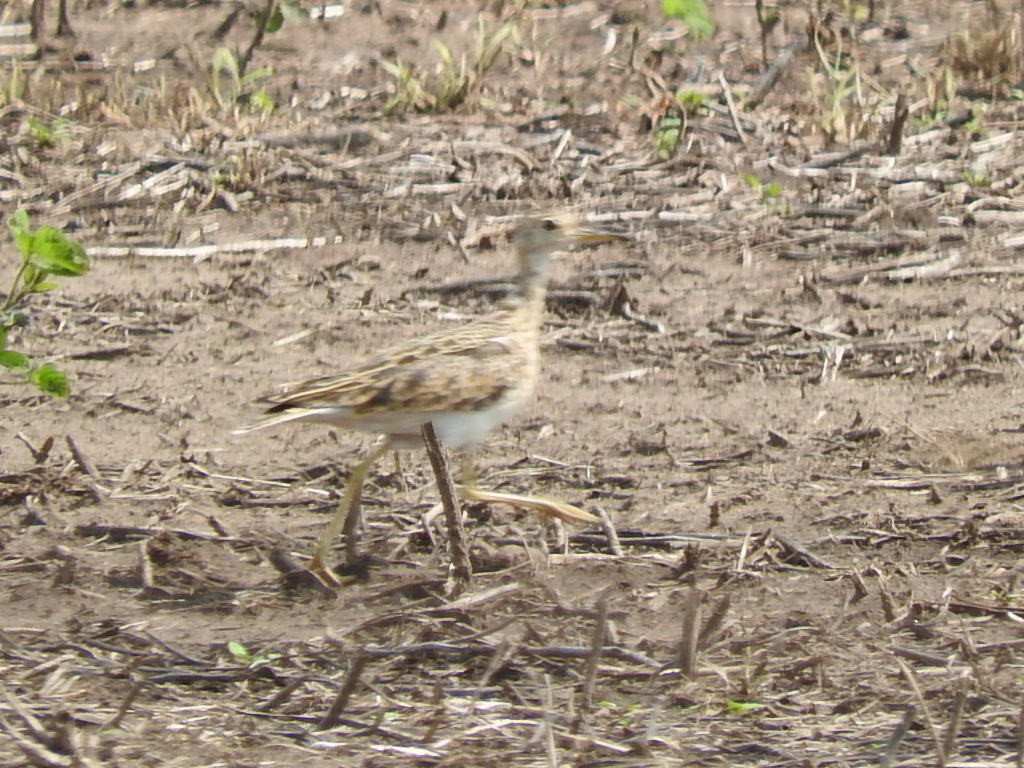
[360,393,527,450]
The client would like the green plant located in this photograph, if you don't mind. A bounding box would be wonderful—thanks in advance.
[726,699,766,715]
[653,114,683,159]
[382,16,518,113]
[227,641,282,669]
[237,0,306,76]
[662,0,715,40]
[809,36,888,143]
[208,0,306,111]
[841,0,871,22]
[963,111,985,137]
[26,115,68,148]
[961,171,991,188]
[3,211,89,398]
[676,89,705,113]
[0,63,50,110]
[742,173,782,200]
[210,47,275,112]
[651,90,707,159]
[742,174,789,214]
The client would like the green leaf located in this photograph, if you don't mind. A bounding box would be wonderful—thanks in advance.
[676,90,705,109]
[211,47,240,106]
[8,210,32,258]
[22,263,41,289]
[654,115,682,159]
[27,116,56,148]
[249,89,276,114]
[239,66,274,89]
[0,349,29,370]
[227,641,250,660]
[434,40,455,68]
[726,700,766,716]
[264,3,284,33]
[8,209,29,238]
[0,310,26,329]
[28,227,89,276]
[662,0,715,40]
[30,364,69,397]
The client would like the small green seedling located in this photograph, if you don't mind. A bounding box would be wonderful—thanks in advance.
[662,0,715,40]
[742,173,783,200]
[27,116,68,148]
[654,113,683,159]
[961,171,991,188]
[227,640,282,669]
[3,210,89,398]
[676,90,706,113]
[382,16,518,114]
[726,699,766,715]
[211,47,275,112]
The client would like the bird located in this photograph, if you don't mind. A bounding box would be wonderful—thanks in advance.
[235,212,626,582]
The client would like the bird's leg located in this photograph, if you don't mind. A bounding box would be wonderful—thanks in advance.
[310,441,390,580]
[458,460,599,525]
[462,486,598,524]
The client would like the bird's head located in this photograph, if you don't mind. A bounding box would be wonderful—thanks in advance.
[513,212,627,278]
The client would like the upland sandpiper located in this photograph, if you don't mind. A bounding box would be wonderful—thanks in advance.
[235,212,625,581]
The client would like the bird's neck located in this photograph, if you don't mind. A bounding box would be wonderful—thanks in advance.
[515,265,549,322]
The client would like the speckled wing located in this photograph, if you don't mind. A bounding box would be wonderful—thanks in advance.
[258,312,530,418]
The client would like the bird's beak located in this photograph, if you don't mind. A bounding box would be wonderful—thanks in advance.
[571,224,630,244]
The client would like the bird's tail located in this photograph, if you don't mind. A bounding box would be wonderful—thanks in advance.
[232,408,318,435]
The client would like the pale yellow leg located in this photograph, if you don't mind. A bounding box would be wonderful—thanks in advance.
[458,456,598,525]
[309,442,391,579]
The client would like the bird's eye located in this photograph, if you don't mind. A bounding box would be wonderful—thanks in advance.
[541,218,558,231]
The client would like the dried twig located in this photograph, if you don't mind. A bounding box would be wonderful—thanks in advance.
[718,71,748,145]
[896,659,945,767]
[422,422,472,594]
[886,92,909,155]
[88,236,341,261]
[255,676,310,712]
[102,679,146,730]
[542,673,559,768]
[678,585,703,677]
[880,705,916,768]
[137,540,155,591]
[319,652,369,730]
[594,506,623,556]
[15,432,53,464]
[1016,693,1023,768]
[581,589,611,710]
[463,636,517,720]
[941,683,967,764]
[65,434,99,479]
[697,595,731,648]
[748,36,809,109]
[772,532,835,569]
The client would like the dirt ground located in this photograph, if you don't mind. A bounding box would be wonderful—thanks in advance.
[1,0,1023,765]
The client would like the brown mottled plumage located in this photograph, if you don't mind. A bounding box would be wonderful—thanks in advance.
[236,212,625,580]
